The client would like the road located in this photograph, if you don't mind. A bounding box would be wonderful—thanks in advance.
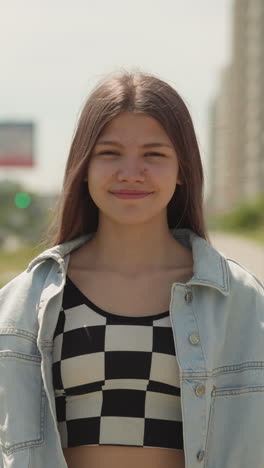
[209,231,264,285]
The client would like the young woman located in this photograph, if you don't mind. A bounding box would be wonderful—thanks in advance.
[0,70,264,468]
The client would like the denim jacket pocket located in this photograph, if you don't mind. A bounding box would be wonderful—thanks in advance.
[204,381,264,468]
[0,349,46,455]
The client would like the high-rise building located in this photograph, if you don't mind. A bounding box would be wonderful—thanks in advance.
[207,0,264,216]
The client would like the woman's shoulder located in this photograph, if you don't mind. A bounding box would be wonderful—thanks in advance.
[225,256,264,297]
[0,247,67,331]
[0,234,90,293]
[0,245,63,314]
[1,253,54,294]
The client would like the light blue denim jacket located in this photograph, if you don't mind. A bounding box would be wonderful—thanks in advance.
[1,228,264,468]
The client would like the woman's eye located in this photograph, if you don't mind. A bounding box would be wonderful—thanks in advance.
[97,151,164,157]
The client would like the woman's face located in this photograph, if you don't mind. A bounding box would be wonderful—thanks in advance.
[86,111,182,226]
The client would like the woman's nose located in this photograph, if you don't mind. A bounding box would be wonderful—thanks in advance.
[117,158,147,181]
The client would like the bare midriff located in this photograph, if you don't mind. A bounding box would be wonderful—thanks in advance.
[62,240,193,468]
[63,445,185,468]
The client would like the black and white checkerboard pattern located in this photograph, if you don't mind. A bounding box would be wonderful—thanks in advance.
[52,276,183,450]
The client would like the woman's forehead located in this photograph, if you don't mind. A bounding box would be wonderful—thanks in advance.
[97,112,172,144]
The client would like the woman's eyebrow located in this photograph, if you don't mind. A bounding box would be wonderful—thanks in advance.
[96,140,173,149]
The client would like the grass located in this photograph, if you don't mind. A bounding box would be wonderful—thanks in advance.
[0,243,44,288]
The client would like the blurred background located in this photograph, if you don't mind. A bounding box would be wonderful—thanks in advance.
[0,0,263,288]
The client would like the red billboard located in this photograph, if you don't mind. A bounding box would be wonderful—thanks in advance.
[0,122,35,167]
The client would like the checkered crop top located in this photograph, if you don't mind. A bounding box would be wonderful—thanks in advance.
[52,275,183,450]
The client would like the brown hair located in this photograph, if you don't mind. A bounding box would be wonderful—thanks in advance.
[42,68,211,248]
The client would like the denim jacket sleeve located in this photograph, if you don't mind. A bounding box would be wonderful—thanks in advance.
[0,261,68,468]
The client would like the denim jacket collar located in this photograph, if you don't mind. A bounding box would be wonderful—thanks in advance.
[27,227,230,296]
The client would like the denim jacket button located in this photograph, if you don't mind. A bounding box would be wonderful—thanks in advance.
[184,290,193,303]
[195,384,205,396]
[189,333,200,345]
[196,450,205,461]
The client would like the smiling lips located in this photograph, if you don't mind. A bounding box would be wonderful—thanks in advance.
[110,190,153,199]
[110,189,153,194]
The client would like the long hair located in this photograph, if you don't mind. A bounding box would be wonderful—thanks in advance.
[42,68,211,248]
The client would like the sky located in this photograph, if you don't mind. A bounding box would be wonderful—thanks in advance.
[0,0,233,197]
